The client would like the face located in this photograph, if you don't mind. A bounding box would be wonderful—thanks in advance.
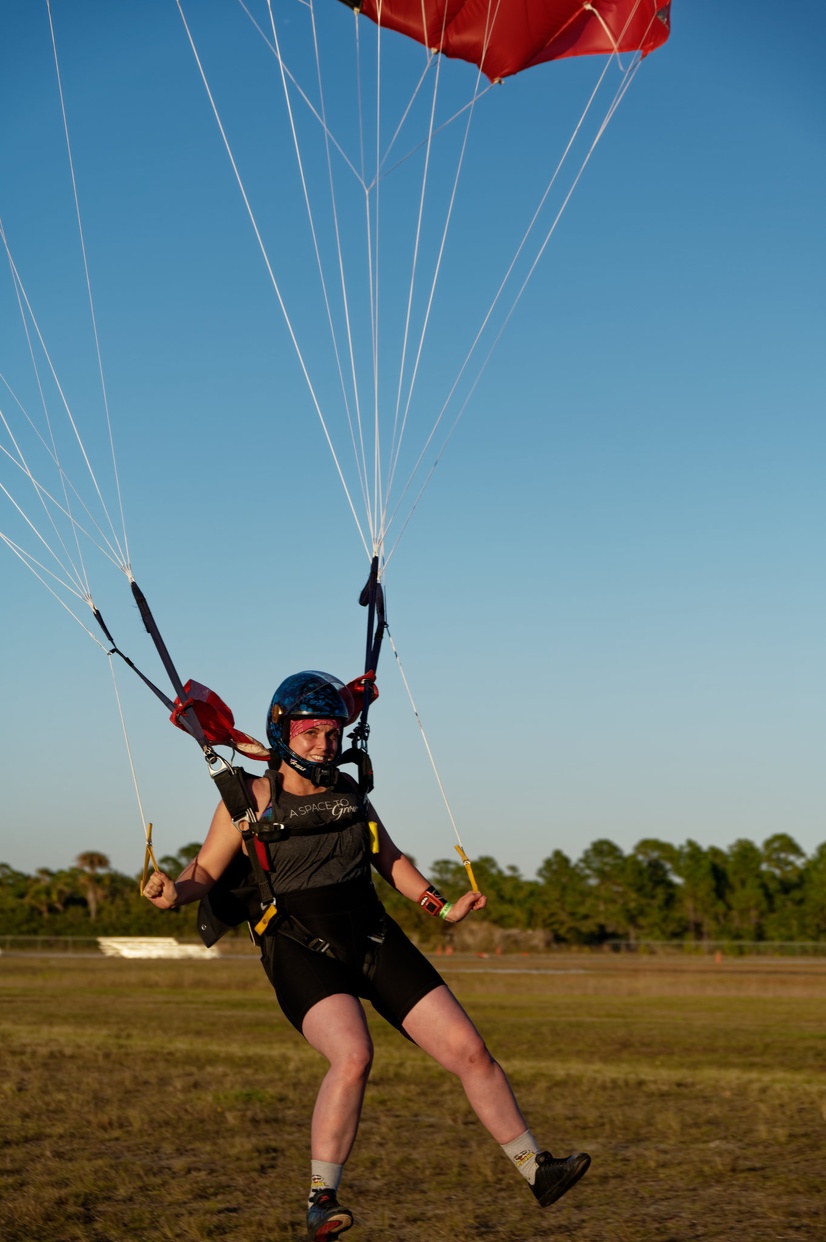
[289,721,341,764]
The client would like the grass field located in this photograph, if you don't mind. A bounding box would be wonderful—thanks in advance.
[1,951,824,1241]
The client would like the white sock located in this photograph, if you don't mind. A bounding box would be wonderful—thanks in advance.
[309,1160,343,1204]
[501,1129,541,1185]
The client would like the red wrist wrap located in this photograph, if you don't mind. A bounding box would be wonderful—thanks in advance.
[418,885,447,917]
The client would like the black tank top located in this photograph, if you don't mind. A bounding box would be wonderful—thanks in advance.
[259,772,372,894]
[197,772,374,947]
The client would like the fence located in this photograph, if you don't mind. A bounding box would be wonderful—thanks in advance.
[1,935,825,957]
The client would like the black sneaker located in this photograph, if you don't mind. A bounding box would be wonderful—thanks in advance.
[306,1187,354,1240]
[531,1150,591,1207]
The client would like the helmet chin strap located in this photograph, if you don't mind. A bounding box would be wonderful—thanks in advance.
[283,746,339,787]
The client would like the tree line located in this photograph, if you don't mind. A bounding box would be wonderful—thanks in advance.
[2,833,824,946]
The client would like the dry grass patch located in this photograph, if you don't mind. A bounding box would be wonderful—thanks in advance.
[1,953,823,1241]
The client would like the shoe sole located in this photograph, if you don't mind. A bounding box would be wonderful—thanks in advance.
[309,1211,354,1241]
[537,1153,591,1207]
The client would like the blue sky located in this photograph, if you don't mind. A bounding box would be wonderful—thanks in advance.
[1,1,824,883]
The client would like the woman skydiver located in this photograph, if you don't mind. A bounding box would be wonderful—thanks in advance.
[144,670,590,1239]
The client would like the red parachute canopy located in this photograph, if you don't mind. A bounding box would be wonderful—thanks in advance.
[353,0,671,82]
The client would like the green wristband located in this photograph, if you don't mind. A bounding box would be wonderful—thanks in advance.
[438,902,453,921]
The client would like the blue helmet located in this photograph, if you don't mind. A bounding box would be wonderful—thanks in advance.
[267,671,351,785]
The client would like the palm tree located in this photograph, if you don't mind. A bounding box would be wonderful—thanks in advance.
[75,852,111,922]
[24,868,56,919]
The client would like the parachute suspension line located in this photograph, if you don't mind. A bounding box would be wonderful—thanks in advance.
[2,236,87,595]
[353,14,377,550]
[584,1,634,67]
[0,228,129,580]
[0,400,131,582]
[344,9,381,552]
[384,62,617,547]
[386,625,478,893]
[0,531,110,648]
[480,53,645,345]
[374,55,437,184]
[373,11,494,536]
[264,0,375,543]
[0,299,131,590]
[381,51,640,566]
[0,467,122,601]
[0,528,89,606]
[46,0,130,573]
[377,83,495,184]
[370,12,385,550]
[383,27,449,537]
[369,4,474,555]
[385,62,644,568]
[0,248,91,593]
[175,0,370,560]
[0,395,86,597]
[379,7,502,549]
[382,52,491,537]
[236,0,375,545]
[106,655,156,894]
[353,9,427,554]
[583,0,654,71]
[374,1,501,550]
[377,0,447,514]
[306,0,376,542]
[236,0,362,184]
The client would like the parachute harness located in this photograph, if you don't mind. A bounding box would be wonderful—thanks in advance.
[91,567,388,910]
[93,555,476,906]
[338,555,384,797]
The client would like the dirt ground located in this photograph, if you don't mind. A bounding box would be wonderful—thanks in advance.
[1,951,824,1241]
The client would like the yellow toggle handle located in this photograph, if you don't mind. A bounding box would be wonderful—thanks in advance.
[140,824,159,896]
[368,821,380,855]
[254,904,278,935]
[454,844,479,893]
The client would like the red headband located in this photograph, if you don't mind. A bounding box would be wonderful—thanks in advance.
[289,717,340,740]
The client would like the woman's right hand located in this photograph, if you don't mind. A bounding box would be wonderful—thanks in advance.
[443,889,487,923]
[143,869,178,908]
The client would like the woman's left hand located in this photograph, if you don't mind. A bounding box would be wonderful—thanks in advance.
[443,890,487,923]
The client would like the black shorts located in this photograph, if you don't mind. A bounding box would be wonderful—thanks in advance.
[259,877,444,1035]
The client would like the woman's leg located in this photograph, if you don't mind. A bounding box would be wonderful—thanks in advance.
[402,984,527,1144]
[302,992,374,1163]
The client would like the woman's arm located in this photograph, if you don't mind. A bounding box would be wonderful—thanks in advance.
[143,795,246,910]
[370,810,486,924]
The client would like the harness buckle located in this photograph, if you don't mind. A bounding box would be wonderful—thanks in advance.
[307,937,333,956]
[255,821,289,844]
